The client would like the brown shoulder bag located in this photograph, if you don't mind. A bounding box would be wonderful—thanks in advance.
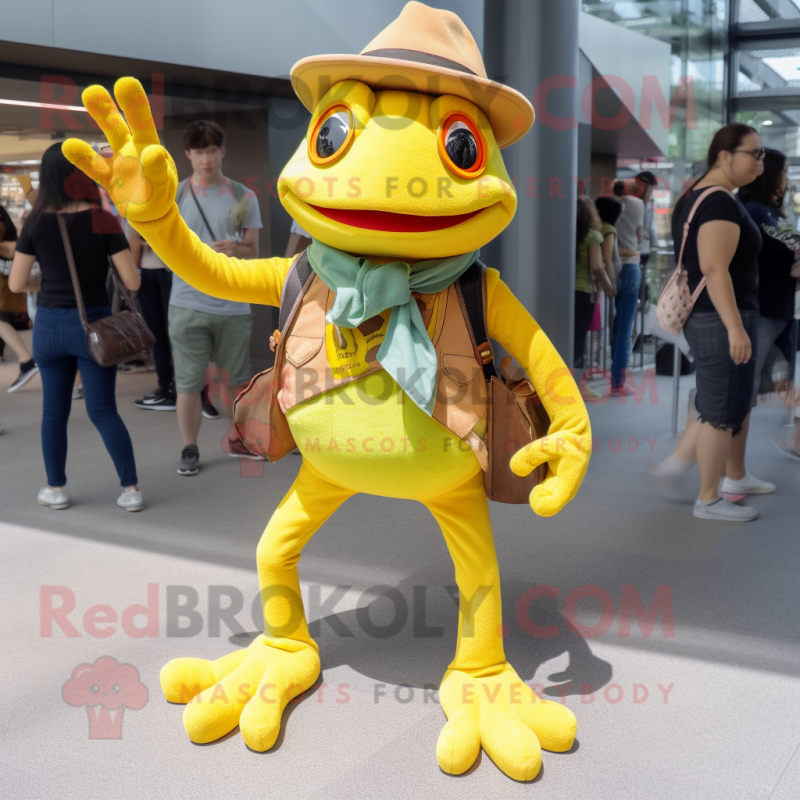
[456,261,550,504]
[57,214,155,368]
[233,251,314,462]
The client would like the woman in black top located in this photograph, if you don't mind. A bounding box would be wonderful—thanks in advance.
[8,142,144,511]
[738,149,800,460]
[650,124,765,522]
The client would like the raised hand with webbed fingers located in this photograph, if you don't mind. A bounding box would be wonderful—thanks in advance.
[63,78,178,222]
[63,78,291,308]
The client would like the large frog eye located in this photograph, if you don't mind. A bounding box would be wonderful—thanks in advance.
[309,105,354,165]
[438,114,486,178]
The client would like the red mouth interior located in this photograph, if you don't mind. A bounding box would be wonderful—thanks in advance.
[309,204,481,233]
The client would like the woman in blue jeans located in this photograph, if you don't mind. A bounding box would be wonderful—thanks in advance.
[8,142,143,511]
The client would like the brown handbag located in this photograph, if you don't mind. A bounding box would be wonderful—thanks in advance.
[57,214,155,368]
[232,252,313,462]
[456,262,550,504]
[483,359,550,503]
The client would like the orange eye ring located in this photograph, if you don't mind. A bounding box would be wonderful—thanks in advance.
[438,113,487,178]
[308,104,354,166]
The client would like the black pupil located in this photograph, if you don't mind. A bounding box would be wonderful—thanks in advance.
[445,127,478,170]
[316,114,349,158]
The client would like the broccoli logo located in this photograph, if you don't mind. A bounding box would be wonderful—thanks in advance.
[223,421,283,477]
[237,418,282,458]
[62,656,148,739]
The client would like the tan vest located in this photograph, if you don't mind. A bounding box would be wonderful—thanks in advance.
[277,275,489,464]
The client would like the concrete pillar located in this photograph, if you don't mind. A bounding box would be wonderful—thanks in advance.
[483,0,580,363]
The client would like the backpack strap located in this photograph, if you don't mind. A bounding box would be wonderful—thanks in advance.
[175,178,246,220]
[677,185,731,302]
[279,249,314,333]
[186,181,217,241]
[229,179,246,204]
[456,259,498,381]
[177,177,246,204]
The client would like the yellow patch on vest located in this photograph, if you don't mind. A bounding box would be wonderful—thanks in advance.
[324,310,390,380]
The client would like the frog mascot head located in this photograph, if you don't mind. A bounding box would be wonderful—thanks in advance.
[280,0,532,260]
[63,0,591,783]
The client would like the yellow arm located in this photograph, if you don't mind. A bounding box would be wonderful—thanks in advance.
[485,268,592,516]
[131,206,291,307]
[60,78,292,306]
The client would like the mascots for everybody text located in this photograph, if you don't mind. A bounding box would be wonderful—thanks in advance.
[65,2,591,781]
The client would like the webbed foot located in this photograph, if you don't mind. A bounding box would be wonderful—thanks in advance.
[437,663,576,781]
[160,635,320,751]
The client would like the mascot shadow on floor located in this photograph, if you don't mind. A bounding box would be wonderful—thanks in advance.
[232,570,613,700]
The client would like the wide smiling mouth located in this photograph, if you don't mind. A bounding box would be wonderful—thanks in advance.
[307,203,488,233]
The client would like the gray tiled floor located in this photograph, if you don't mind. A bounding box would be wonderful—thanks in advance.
[1,355,799,799]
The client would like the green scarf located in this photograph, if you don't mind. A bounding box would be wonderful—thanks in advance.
[307,240,479,415]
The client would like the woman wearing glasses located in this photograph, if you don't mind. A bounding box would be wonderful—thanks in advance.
[650,123,766,521]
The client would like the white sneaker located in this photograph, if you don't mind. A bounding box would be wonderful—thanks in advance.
[37,486,70,510]
[720,472,776,495]
[117,489,144,512]
[693,497,758,521]
[647,456,694,501]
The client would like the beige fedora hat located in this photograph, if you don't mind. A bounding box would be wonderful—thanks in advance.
[290,1,534,149]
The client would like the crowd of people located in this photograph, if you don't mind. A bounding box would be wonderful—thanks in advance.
[2,121,798,522]
[573,123,800,522]
[650,125,800,521]
[573,170,657,394]
[1,120,266,510]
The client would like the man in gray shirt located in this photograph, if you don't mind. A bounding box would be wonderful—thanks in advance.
[170,120,263,476]
[637,171,659,269]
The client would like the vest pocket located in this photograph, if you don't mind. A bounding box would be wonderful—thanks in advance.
[285,335,323,367]
[441,353,481,386]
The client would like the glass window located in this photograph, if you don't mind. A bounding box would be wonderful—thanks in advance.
[735,108,800,156]
[582,1,728,161]
[736,0,800,22]
[735,42,800,93]
[583,0,731,362]
[734,40,800,156]
[583,0,729,184]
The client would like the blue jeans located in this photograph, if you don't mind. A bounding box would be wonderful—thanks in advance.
[32,305,138,487]
[611,263,642,388]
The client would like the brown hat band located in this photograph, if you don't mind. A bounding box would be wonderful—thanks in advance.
[362,48,478,77]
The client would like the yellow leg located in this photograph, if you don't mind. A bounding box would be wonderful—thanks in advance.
[425,472,577,781]
[160,462,353,749]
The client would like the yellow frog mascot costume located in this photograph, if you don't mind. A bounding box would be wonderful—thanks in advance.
[64,2,591,782]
